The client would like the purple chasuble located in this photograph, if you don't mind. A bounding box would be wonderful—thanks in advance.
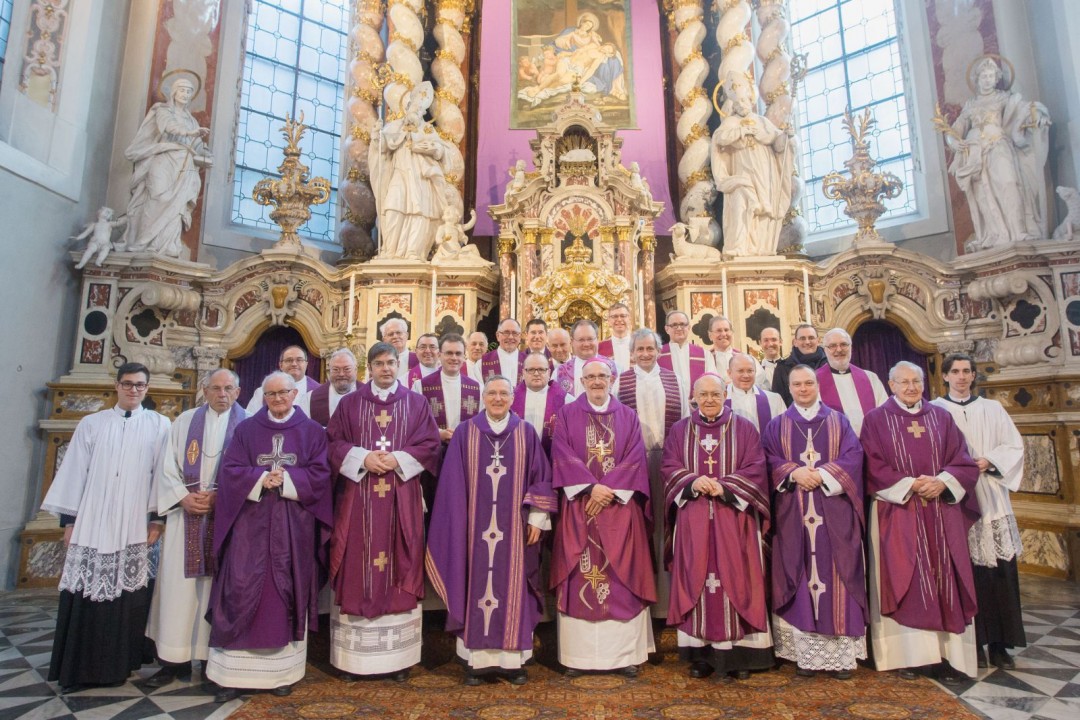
[616,367,683,436]
[816,365,877,418]
[662,409,769,642]
[307,382,341,428]
[762,405,867,638]
[420,374,481,430]
[482,349,526,383]
[509,381,567,454]
[861,401,980,634]
[182,403,245,578]
[207,407,333,650]
[553,355,613,395]
[549,394,656,620]
[425,414,557,652]
[326,383,442,618]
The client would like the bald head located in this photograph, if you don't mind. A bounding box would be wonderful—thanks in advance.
[728,353,758,391]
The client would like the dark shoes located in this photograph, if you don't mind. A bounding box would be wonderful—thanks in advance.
[464,671,484,686]
[795,667,814,678]
[834,670,853,680]
[898,668,918,681]
[508,669,528,685]
[214,687,241,703]
[391,668,410,683]
[619,665,639,678]
[144,663,192,688]
[733,670,751,681]
[563,667,582,678]
[271,684,292,696]
[977,646,988,669]
[937,662,965,687]
[989,645,1015,670]
[689,662,713,679]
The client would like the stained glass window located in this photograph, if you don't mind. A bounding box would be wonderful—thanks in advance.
[790,0,919,235]
[232,0,349,244]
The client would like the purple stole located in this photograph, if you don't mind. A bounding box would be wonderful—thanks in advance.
[658,343,707,393]
[816,364,876,418]
[182,403,245,577]
[616,368,683,436]
[482,349,525,383]
[509,381,566,452]
[725,390,774,434]
[420,374,481,430]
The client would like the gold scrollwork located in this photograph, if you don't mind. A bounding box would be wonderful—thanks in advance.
[682,86,707,105]
[352,87,380,104]
[684,122,710,145]
[389,31,418,53]
[683,168,710,187]
[681,48,704,67]
[350,126,372,143]
[433,87,459,104]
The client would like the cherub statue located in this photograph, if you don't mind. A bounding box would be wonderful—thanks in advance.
[73,207,128,269]
[1053,186,1080,241]
[669,221,722,263]
[431,207,490,266]
[506,159,527,200]
[628,161,653,205]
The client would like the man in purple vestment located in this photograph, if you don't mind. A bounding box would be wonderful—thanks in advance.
[326,342,442,681]
[304,348,358,427]
[815,328,887,435]
[762,366,867,679]
[550,358,656,676]
[510,352,568,455]
[662,374,773,680]
[205,372,332,702]
[482,318,527,385]
[426,376,557,685]
[861,361,980,685]
[555,320,610,396]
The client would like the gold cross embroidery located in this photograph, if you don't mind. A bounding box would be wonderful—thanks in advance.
[907,420,926,439]
[582,563,606,592]
[588,439,612,467]
[374,409,393,430]
[703,454,717,474]
[372,477,392,498]
[373,551,388,572]
[186,439,200,466]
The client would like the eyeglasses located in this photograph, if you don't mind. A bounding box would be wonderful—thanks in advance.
[328,367,355,376]
[582,374,611,382]
[524,367,549,374]
[893,379,923,388]
[498,330,521,337]
[281,357,307,365]
[118,381,148,391]
[206,385,236,393]
[825,342,851,350]
[264,390,294,399]
[667,323,688,329]
[370,360,398,369]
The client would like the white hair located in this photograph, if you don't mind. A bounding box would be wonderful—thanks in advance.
[823,327,852,344]
[202,368,239,388]
[888,361,924,382]
[630,327,662,349]
[379,317,408,337]
[262,371,296,392]
[328,348,358,365]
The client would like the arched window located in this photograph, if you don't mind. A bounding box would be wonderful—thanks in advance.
[231,0,350,244]
[790,0,920,239]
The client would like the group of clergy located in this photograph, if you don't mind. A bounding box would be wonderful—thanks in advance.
[41,303,1026,699]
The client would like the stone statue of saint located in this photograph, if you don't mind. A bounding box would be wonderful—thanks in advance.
[370,81,453,260]
[946,56,1050,251]
[121,75,212,258]
[710,71,794,257]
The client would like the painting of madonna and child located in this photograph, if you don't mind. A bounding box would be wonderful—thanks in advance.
[512,0,636,129]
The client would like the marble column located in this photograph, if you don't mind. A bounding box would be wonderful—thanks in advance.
[641,233,657,329]
[519,227,538,323]
[431,0,473,213]
[668,0,714,224]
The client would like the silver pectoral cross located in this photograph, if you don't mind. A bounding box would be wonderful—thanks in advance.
[256,433,297,472]
[375,435,392,452]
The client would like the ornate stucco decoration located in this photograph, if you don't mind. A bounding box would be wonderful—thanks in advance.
[260,274,300,326]
[529,238,629,327]
[852,268,897,320]
[968,272,1060,366]
[252,114,331,250]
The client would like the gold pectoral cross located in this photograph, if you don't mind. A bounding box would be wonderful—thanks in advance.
[374,408,393,430]
[703,454,717,474]
[906,420,926,439]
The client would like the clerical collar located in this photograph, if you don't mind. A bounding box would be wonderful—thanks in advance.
[486,412,510,432]
[371,380,399,400]
[587,396,611,412]
[440,372,460,383]
[698,411,723,424]
[944,393,977,406]
[268,407,295,423]
[730,385,756,396]
[892,395,922,413]
[114,405,142,418]
[795,401,821,420]
[829,365,851,375]
[526,385,548,395]
[763,358,778,366]
[497,347,518,357]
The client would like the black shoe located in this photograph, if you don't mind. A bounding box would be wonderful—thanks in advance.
[689,662,713,679]
[214,687,241,703]
[464,672,484,686]
[989,646,1015,670]
[59,684,85,695]
[144,664,192,688]
[938,662,965,687]
[563,667,583,678]
[733,670,750,680]
[271,684,292,696]
[391,668,410,683]
[977,646,988,669]
[834,670,852,680]
[795,667,814,678]
[898,668,917,681]
[619,665,639,678]
[508,669,528,685]
[338,671,360,683]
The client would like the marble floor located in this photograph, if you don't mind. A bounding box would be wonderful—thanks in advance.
[0,576,1077,719]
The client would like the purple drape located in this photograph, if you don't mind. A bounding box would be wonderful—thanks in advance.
[851,320,930,400]
[233,326,322,407]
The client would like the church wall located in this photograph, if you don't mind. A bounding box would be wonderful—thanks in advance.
[472,0,676,237]
[0,1,131,588]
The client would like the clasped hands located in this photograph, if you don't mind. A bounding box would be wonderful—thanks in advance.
[911,474,947,501]
[180,490,216,515]
[363,450,400,475]
[790,466,823,492]
[691,476,726,497]
[585,484,615,518]
[262,468,285,490]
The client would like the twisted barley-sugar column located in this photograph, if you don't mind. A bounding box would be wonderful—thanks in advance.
[384,0,424,117]
[338,0,386,260]
[716,0,754,104]
[671,0,714,222]
[431,0,470,210]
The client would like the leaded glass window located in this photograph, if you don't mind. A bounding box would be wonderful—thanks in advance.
[790,0,919,236]
[232,0,349,244]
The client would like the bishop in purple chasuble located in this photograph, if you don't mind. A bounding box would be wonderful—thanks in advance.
[860,398,980,675]
[763,404,868,672]
[662,407,773,674]
[206,406,333,652]
[425,413,557,670]
[550,393,656,670]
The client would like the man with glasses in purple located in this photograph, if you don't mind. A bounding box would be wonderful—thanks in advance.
[246,345,320,413]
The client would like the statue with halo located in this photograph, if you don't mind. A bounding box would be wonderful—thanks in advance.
[121,70,213,258]
[934,55,1050,251]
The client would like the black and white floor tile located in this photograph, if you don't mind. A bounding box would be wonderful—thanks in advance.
[0,577,1078,719]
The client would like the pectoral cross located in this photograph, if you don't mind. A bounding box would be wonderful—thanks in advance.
[800,429,820,469]
[376,435,392,452]
[703,454,717,474]
[373,551,388,572]
[256,433,297,472]
[372,476,392,498]
[906,420,926,439]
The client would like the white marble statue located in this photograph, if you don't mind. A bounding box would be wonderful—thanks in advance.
[73,207,128,269]
[710,71,794,257]
[670,221,722,262]
[505,159,527,200]
[946,56,1050,251]
[431,208,489,266]
[1052,186,1080,241]
[121,75,213,258]
[629,161,653,205]
[370,81,454,261]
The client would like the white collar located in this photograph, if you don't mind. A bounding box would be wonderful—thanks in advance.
[587,396,611,412]
[948,392,973,403]
[440,371,461,383]
[486,412,510,432]
[729,385,757,397]
[634,363,660,377]
[497,346,518,357]
[268,407,296,423]
[795,400,821,419]
[892,395,922,413]
[526,384,548,395]
[113,404,144,418]
[371,380,399,400]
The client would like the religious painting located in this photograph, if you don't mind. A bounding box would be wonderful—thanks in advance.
[511,0,636,129]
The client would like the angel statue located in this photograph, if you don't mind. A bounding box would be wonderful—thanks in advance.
[73,207,128,269]
[431,208,489,266]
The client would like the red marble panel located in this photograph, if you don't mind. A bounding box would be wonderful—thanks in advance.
[87,283,111,309]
